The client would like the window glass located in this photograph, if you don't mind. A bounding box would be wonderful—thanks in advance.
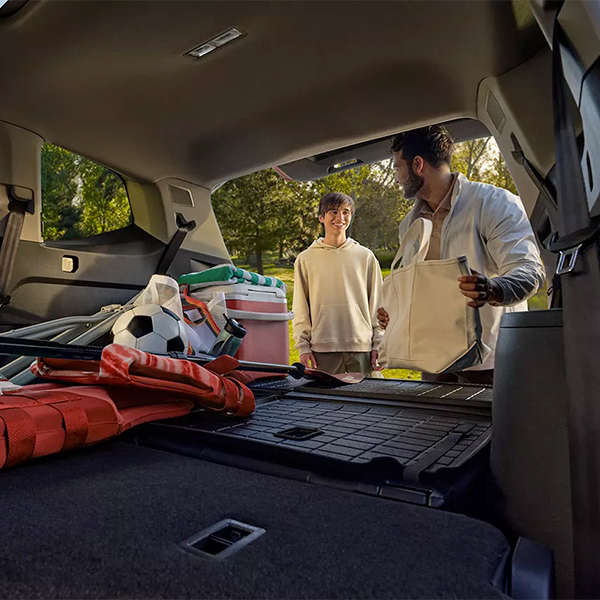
[41,143,132,241]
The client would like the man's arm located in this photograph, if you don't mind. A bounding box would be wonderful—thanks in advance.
[291,257,315,366]
[461,190,545,307]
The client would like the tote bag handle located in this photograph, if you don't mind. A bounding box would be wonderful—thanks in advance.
[390,218,433,271]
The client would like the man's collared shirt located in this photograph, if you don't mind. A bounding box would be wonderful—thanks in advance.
[418,173,457,261]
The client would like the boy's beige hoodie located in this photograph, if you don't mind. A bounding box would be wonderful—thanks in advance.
[292,238,383,355]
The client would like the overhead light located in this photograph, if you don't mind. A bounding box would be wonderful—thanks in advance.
[212,28,244,47]
[185,28,245,60]
[333,158,360,170]
[188,43,216,59]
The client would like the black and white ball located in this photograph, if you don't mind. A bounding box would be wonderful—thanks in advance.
[111,304,188,354]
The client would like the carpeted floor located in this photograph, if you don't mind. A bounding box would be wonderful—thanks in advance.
[0,442,509,598]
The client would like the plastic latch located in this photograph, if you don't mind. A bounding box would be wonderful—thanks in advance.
[556,244,582,275]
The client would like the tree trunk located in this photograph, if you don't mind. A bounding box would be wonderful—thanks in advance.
[278,240,284,261]
[256,250,264,275]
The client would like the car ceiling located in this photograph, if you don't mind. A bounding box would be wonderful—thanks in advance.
[0,0,545,188]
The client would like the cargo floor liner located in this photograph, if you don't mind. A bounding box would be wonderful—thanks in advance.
[0,442,509,599]
[250,376,493,409]
[137,379,492,508]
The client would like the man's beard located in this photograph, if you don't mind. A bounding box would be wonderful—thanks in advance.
[401,166,424,199]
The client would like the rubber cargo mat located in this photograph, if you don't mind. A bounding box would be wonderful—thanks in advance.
[138,394,491,508]
[250,376,493,408]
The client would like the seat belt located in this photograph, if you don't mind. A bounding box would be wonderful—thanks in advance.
[155,212,197,275]
[0,186,34,311]
[548,23,600,598]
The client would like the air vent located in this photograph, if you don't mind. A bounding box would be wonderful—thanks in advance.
[274,426,322,441]
[169,185,194,207]
[180,519,265,560]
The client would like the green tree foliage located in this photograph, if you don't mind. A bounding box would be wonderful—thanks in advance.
[41,143,131,241]
[40,144,82,240]
[212,169,320,274]
[452,137,518,193]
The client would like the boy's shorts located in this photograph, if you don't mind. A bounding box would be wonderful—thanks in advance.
[313,351,383,378]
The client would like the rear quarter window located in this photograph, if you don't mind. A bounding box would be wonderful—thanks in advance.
[41,143,131,241]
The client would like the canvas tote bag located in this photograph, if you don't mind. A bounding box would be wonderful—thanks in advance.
[378,218,490,374]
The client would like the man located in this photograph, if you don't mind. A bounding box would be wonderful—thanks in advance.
[377,125,545,384]
[293,192,383,376]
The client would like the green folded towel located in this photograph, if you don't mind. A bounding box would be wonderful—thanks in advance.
[179,264,287,294]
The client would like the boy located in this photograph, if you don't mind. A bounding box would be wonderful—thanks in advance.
[292,192,383,376]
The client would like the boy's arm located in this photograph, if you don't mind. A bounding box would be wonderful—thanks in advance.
[368,254,384,350]
[292,257,313,357]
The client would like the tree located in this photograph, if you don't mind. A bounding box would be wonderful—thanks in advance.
[78,159,131,236]
[451,138,491,181]
[212,169,320,274]
[41,143,131,241]
[41,144,83,240]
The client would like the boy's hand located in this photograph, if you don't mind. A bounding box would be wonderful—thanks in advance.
[300,352,317,369]
[371,350,383,371]
[458,270,504,307]
[377,307,389,330]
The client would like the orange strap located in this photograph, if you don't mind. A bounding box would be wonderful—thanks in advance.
[0,391,89,460]
[0,407,36,468]
[52,399,89,451]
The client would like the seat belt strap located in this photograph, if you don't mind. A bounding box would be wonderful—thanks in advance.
[551,23,600,598]
[0,186,34,310]
[155,213,197,275]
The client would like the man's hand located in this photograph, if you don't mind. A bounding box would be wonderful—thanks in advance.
[458,270,504,307]
[299,352,317,369]
[377,307,389,330]
[371,349,383,371]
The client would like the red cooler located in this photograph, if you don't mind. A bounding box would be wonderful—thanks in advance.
[188,284,293,365]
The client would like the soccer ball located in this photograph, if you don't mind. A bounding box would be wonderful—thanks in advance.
[111,304,188,354]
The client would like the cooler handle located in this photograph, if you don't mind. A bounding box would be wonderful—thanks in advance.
[225,308,294,322]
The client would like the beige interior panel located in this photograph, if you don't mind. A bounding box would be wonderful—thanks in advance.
[126,180,169,242]
[477,48,554,215]
[155,178,230,262]
[0,121,42,242]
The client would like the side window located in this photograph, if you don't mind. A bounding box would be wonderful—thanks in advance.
[40,143,132,241]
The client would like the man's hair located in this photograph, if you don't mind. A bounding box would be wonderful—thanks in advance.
[390,125,454,168]
[318,192,355,218]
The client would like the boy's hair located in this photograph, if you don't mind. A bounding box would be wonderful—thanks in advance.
[318,192,355,218]
[390,125,454,168]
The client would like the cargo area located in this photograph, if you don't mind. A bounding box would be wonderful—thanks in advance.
[0,441,510,599]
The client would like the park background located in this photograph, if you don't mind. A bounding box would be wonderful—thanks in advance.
[40,137,547,378]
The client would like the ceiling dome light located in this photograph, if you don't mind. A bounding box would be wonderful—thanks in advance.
[185,28,245,60]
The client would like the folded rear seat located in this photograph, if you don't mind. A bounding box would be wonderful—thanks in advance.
[0,442,509,599]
